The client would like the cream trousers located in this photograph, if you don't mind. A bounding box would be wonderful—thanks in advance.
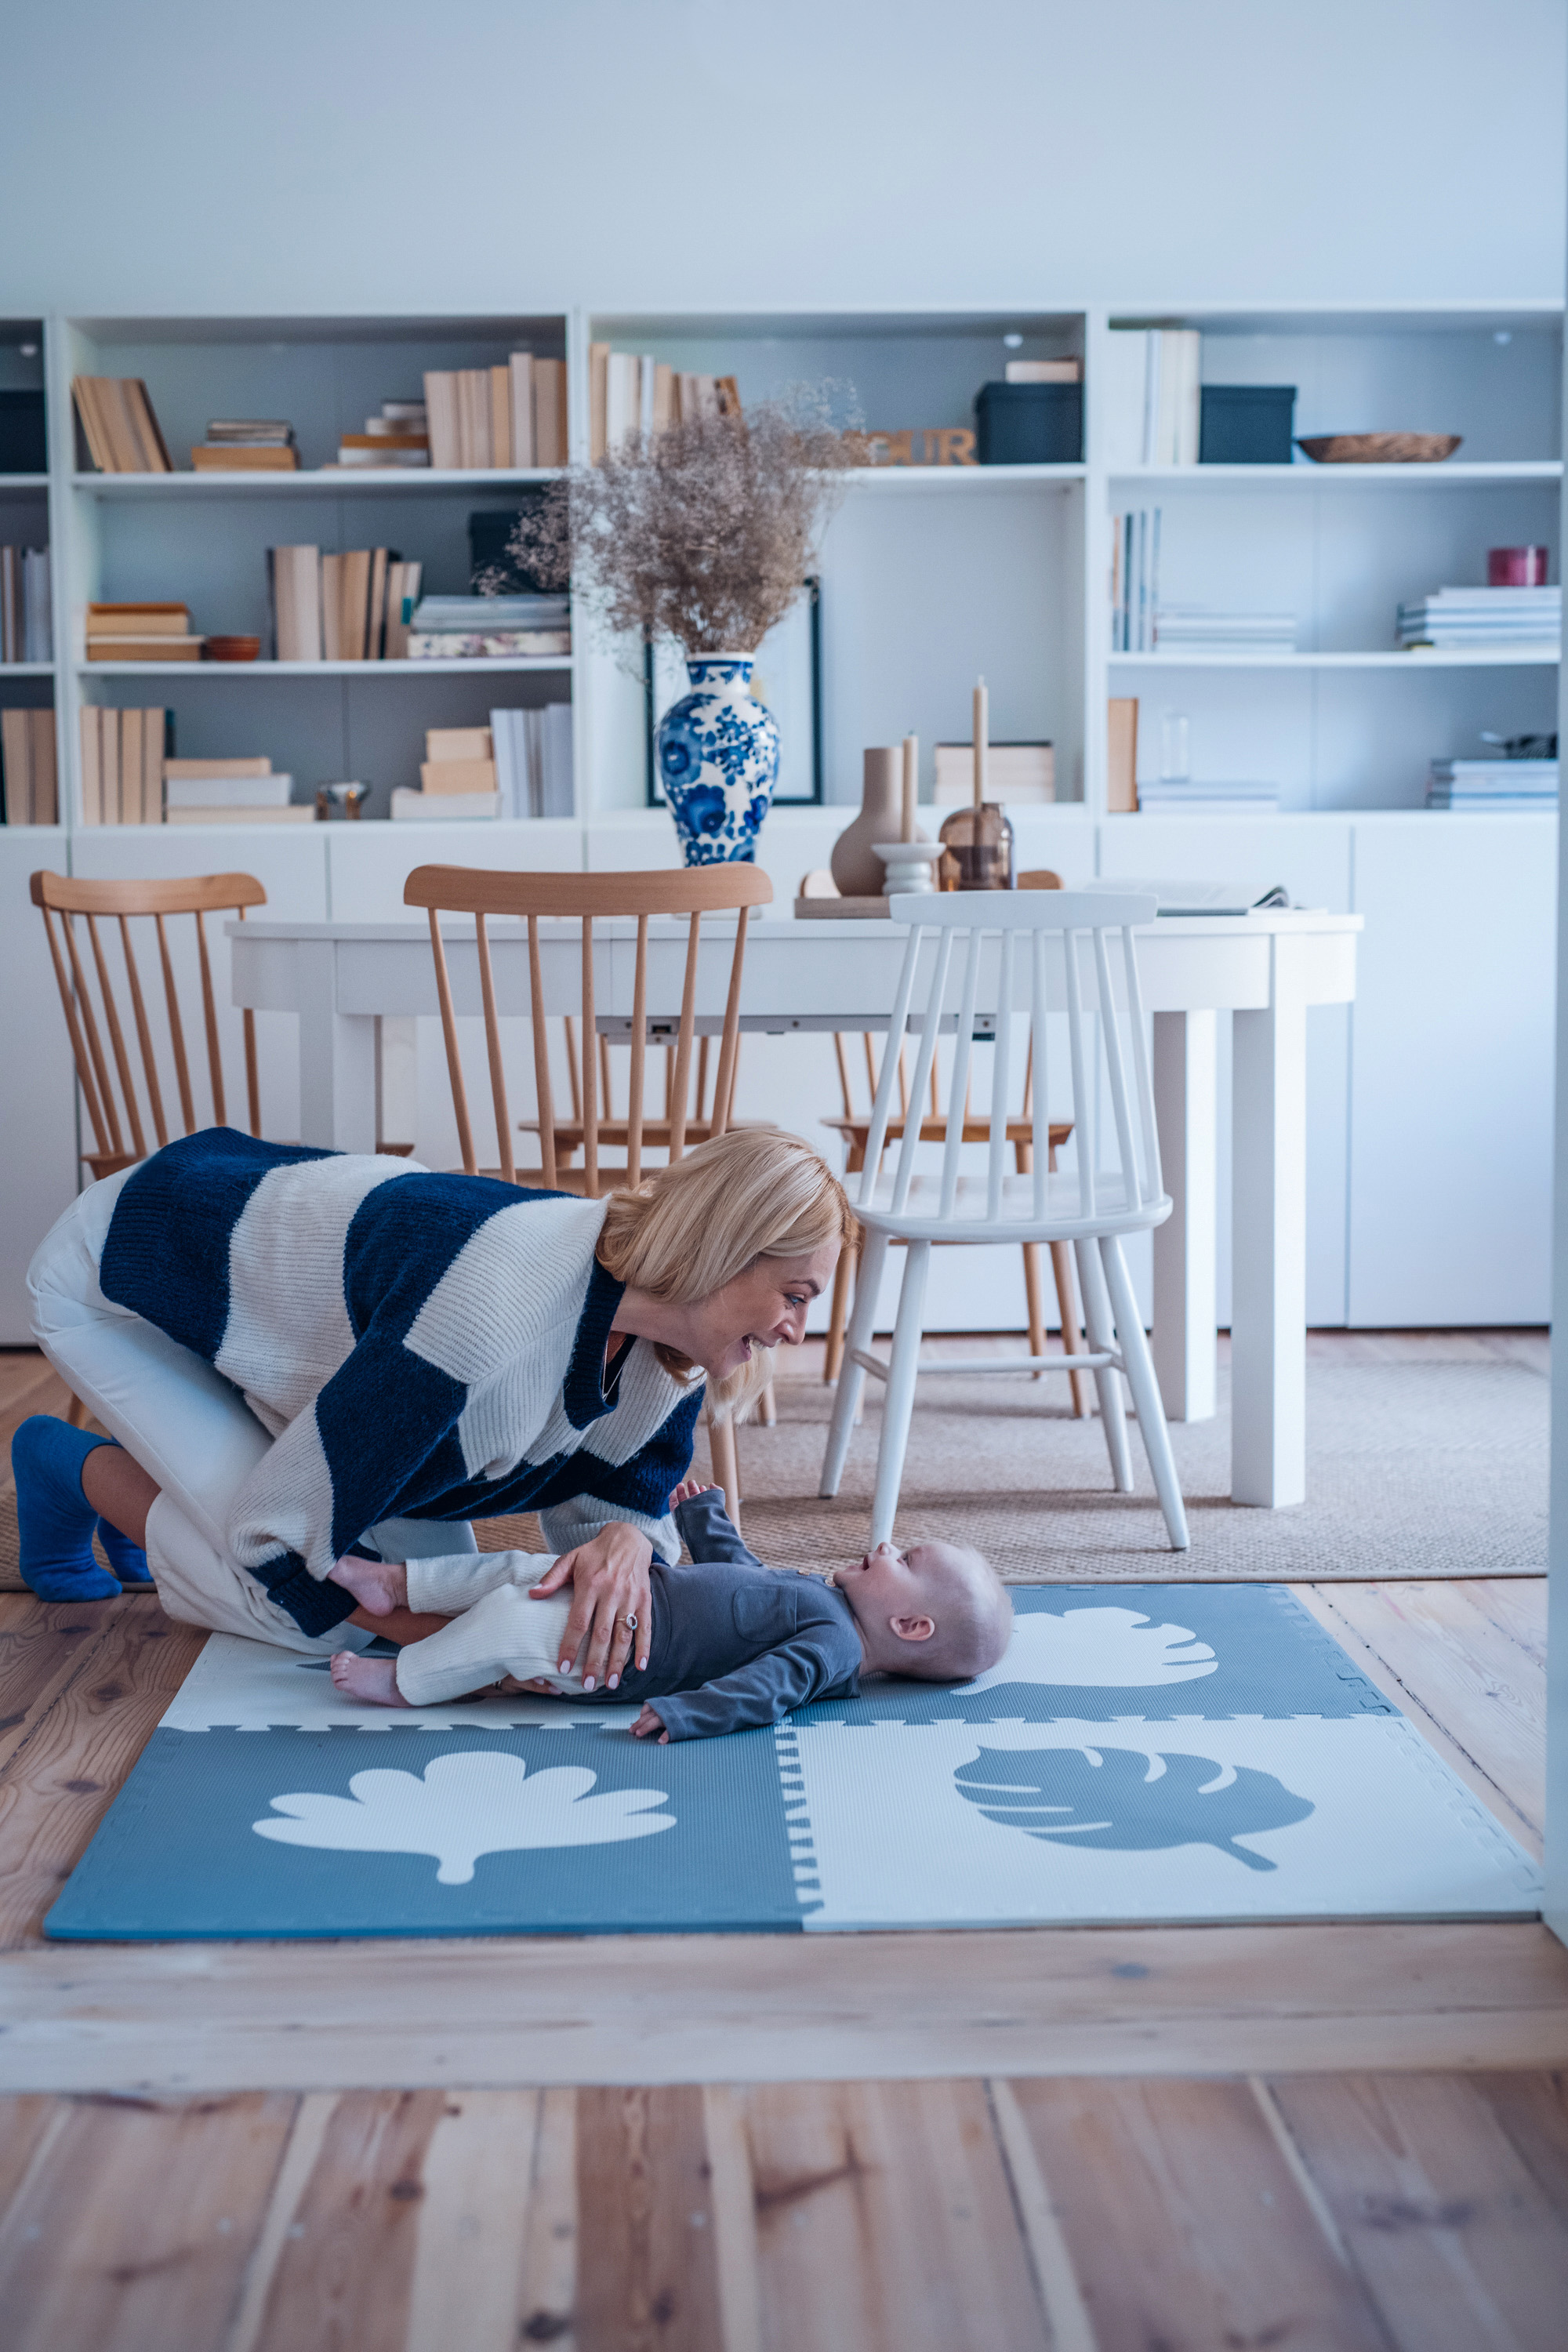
[397,1552,587,1707]
[26,1171,477,1658]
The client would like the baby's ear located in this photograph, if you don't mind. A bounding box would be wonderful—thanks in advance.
[890,1613,937,1644]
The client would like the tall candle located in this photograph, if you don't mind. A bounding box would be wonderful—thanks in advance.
[902,733,917,841]
[972,677,988,808]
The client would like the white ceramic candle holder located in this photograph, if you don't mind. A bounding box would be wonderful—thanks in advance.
[873,840,945,896]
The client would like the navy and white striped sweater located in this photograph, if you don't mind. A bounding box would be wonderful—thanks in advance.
[100,1130,702,1636]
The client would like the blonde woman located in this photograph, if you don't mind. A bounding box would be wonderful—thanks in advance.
[18,1127,851,1691]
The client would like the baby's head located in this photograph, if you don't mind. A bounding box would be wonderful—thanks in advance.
[830,1537,1012,1682]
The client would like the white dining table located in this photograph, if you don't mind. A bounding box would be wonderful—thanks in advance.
[228,909,1359,1510]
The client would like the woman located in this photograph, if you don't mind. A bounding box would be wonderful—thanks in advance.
[19,1125,851,1692]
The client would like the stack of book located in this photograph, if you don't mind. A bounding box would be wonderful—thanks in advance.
[1102,328,1201,468]
[492,704,575,818]
[1110,509,1161,652]
[1397,587,1561,654]
[0,708,57,824]
[78,708,167,824]
[406,594,570,660]
[85,602,203,662]
[164,756,309,825]
[589,347,740,459]
[1426,757,1558,810]
[191,420,299,472]
[391,725,501,822]
[1134,778,1281,814]
[422,359,567,470]
[932,742,1054,804]
[1154,608,1297,656]
[332,401,429,470]
[1004,359,1083,383]
[0,546,51,661]
[71,377,173,473]
[267,548,423,661]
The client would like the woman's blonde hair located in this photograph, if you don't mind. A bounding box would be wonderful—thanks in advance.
[596,1127,855,1417]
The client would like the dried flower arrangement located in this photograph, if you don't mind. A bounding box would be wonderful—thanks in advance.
[510,390,862,655]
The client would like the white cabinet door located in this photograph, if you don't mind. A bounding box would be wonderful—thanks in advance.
[1348,814,1556,1326]
[0,833,80,1342]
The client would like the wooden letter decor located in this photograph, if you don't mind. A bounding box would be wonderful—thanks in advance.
[855,428,978,468]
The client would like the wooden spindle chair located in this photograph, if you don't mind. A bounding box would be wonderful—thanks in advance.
[402,862,777,1519]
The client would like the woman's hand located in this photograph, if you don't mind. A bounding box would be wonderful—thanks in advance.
[528,1521,653,1691]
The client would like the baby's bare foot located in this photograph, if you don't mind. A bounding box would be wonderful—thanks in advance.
[329,1650,409,1708]
[326,1555,408,1616]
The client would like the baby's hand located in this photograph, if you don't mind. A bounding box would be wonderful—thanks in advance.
[668,1477,717,1512]
[631,1704,670,1743]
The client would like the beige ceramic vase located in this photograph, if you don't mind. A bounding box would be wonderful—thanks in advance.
[830,748,930,896]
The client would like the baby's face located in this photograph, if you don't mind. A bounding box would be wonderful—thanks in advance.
[829,1537,969,1626]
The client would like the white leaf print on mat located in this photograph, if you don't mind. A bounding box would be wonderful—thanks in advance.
[253,1750,675,1885]
[965,1606,1218,1692]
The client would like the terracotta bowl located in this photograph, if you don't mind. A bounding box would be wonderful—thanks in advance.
[204,634,261,662]
[1297,433,1462,464]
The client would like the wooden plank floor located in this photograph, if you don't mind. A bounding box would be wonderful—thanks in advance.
[2,1341,1566,2347]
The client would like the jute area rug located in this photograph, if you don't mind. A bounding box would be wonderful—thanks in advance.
[0,1336,1546,1589]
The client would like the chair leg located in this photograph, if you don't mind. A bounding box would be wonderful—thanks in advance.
[823,1244,853,1385]
[869,1238,931,1546]
[64,1389,89,1431]
[755,1367,778,1427]
[1049,1240,1093,1420]
[1102,1236,1189,1550]
[1075,1234,1134,1494]
[1021,1242,1047,1380]
[706,1403,742,1529]
[820,1229,889,1497]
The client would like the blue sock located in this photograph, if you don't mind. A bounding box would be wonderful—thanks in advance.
[11,1417,123,1601]
[96,1519,152,1584]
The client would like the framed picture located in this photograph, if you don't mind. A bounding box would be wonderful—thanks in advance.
[644,577,822,807]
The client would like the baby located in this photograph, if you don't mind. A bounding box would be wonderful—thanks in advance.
[327,1479,1012,1740]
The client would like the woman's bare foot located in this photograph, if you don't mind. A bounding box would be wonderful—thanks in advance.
[329,1650,409,1708]
[668,1477,717,1511]
[326,1555,408,1616]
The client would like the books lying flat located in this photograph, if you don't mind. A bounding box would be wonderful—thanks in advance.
[1004,358,1082,383]
[1399,588,1561,649]
[191,445,299,471]
[86,638,203,660]
[390,787,502,820]
[933,742,1055,804]
[412,595,569,630]
[164,756,272,778]
[407,631,571,659]
[87,601,190,637]
[425,727,492,761]
[1136,781,1281,812]
[1087,878,1291,916]
[420,758,498,796]
[165,775,295,810]
[165,805,314,825]
[1428,757,1558,808]
[0,708,57,825]
[1154,610,1296,653]
[71,377,173,474]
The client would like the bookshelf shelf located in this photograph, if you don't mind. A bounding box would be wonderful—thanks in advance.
[76,657,575,678]
[71,469,568,499]
[0,475,49,492]
[1106,461,1563,488]
[844,463,1087,491]
[2,662,57,678]
[1107,649,1560,670]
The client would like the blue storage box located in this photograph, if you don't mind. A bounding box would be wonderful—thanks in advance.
[975,382,1083,465]
[1199,385,1297,465]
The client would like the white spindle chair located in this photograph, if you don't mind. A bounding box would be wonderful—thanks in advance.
[818,890,1189,1550]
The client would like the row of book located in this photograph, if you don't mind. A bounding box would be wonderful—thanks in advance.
[85,601,202,661]
[589,347,740,460]
[1399,587,1561,652]
[268,549,424,662]
[405,594,570,660]
[191,419,298,473]
[0,708,57,823]
[332,401,428,471]
[71,377,173,473]
[423,360,568,471]
[387,710,574,820]
[78,707,169,824]
[1102,328,1201,468]
[1,546,51,662]
[1426,757,1558,809]
[1110,509,1161,652]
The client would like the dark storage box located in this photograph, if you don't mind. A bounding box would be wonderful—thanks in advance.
[1199,384,1296,465]
[0,390,45,474]
[975,381,1083,465]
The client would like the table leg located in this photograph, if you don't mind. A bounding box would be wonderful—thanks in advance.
[1230,942,1308,1508]
[296,945,378,1152]
[1151,1009,1218,1423]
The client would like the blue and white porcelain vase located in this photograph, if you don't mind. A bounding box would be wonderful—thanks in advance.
[656,652,781,866]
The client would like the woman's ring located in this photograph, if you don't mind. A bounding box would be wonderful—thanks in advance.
[624,1613,638,1632]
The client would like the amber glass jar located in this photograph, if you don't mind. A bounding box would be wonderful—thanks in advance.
[937,802,1014,890]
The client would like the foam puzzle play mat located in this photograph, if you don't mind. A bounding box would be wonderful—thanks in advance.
[47,1586,1541,1939]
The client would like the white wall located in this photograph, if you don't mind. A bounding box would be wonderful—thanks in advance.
[1,0,1563,317]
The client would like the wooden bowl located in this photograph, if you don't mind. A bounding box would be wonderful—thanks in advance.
[204,634,261,662]
[1297,433,1462,464]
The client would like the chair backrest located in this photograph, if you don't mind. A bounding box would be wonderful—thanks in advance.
[31,869,267,1180]
[403,863,774,1193]
[858,891,1161,1229]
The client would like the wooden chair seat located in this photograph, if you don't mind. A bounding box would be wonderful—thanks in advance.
[824,1115,1073,1150]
